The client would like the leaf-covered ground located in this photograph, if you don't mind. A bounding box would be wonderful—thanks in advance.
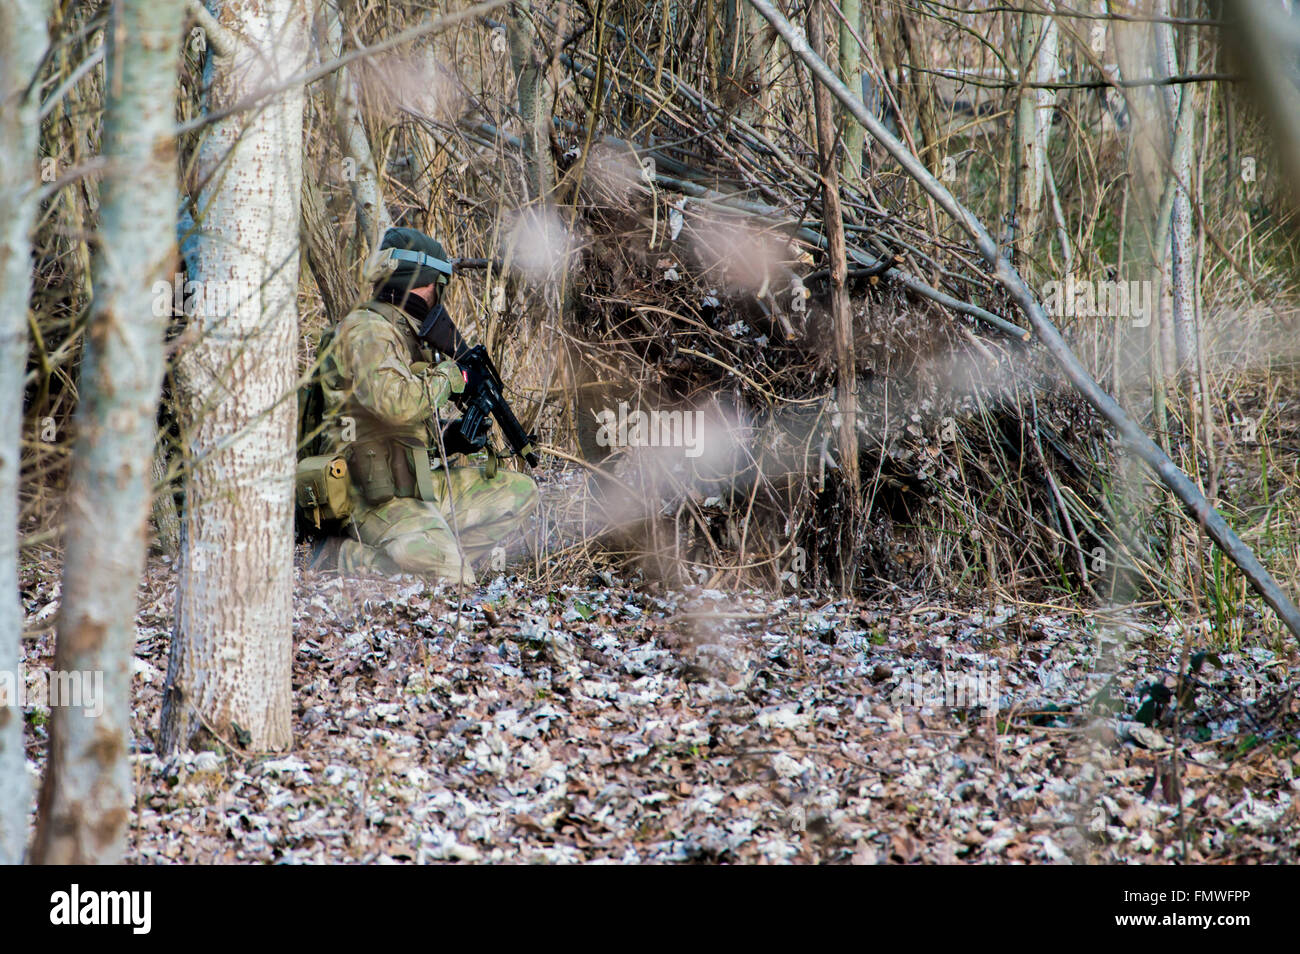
[18,546,1300,864]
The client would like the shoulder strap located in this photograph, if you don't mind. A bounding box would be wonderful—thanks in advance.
[298,324,343,458]
[363,300,411,328]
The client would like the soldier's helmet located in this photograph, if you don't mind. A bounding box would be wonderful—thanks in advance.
[376,227,454,295]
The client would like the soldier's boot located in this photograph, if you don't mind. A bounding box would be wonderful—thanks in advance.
[306,536,343,573]
[336,537,398,576]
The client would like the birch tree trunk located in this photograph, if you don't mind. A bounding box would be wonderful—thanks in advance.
[319,0,391,248]
[1014,8,1059,277]
[31,0,185,864]
[0,0,50,866]
[508,0,555,202]
[161,0,307,754]
[1157,4,1199,381]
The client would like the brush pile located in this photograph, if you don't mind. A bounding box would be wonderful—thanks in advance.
[554,146,1115,598]
[401,16,1124,600]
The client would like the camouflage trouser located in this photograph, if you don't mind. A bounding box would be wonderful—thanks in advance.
[337,464,539,583]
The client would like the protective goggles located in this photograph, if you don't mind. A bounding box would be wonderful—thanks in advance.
[385,247,454,285]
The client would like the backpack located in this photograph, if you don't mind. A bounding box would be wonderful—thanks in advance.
[295,326,352,531]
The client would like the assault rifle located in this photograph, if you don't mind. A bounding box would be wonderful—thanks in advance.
[416,305,539,468]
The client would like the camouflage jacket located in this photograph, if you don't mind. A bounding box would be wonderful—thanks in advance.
[317,301,457,499]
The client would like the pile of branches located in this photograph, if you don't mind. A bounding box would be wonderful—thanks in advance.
[413,7,1132,600]
[552,146,1120,599]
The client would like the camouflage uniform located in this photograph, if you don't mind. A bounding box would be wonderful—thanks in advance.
[317,300,539,582]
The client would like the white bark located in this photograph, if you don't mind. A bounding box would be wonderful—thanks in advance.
[1157,4,1198,379]
[1014,8,1059,269]
[163,0,307,753]
[31,0,185,864]
[0,0,49,866]
[318,0,391,247]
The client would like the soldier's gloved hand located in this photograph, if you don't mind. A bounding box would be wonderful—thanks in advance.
[429,358,466,396]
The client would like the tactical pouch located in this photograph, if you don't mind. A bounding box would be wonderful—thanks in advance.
[405,444,438,502]
[296,455,352,528]
[352,440,397,503]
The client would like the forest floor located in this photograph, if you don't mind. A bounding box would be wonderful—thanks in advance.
[18,530,1300,864]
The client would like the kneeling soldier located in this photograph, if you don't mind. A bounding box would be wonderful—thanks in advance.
[301,228,538,582]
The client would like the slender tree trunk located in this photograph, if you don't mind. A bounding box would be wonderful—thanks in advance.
[897,10,940,164]
[301,163,356,323]
[162,0,306,754]
[838,0,864,183]
[1110,10,1173,452]
[319,0,391,248]
[508,0,555,202]
[1158,3,1198,382]
[722,0,743,93]
[31,0,185,864]
[0,0,50,866]
[745,0,777,130]
[1014,8,1059,279]
[810,2,860,509]
[150,448,181,555]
